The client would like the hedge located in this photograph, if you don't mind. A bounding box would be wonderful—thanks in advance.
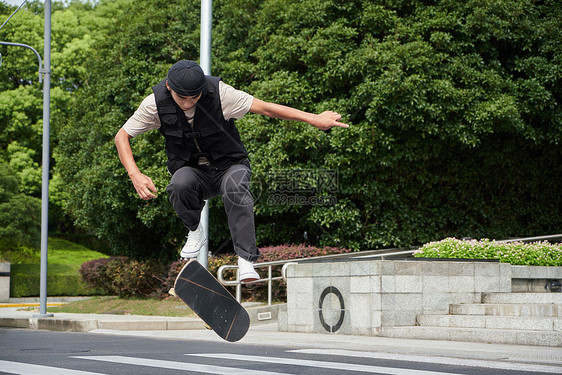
[10,264,104,298]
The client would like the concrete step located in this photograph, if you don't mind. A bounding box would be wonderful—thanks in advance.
[417,314,562,331]
[450,303,562,317]
[381,326,562,347]
[482,293,562,304]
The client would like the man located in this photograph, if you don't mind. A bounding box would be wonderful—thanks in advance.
[115,60,348,281]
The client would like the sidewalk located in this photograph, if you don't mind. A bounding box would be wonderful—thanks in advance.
[1,300,562,372]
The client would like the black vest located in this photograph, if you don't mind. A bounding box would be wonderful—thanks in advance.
[152,76,248,174]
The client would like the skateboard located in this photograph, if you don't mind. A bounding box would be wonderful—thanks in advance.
[170,259,250,342]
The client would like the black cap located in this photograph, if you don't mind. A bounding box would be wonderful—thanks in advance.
[166,60,207,96]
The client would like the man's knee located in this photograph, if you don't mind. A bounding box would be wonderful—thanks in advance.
[167,167,200,194]
[221,165,253,206]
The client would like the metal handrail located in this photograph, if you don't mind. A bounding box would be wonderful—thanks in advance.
[217,263,296,305]
[217,234,562,305]
[496,234,562,243]
[217,248,417,305]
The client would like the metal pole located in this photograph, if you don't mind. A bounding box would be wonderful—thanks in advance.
[37,0,52,317]
[200,0,212,74]
[197,0,212,269]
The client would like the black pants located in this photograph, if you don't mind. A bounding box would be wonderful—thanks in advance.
[166,160,259,262]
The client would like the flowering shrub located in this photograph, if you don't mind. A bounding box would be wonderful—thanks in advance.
[258,244,351,262]
[413,238,562,266]
[80,256,165,298]
[82,245,352,301]
[152,245,354,301]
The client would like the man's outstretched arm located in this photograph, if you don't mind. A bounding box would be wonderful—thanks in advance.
[249,98,349,131]
[115,128,158,200]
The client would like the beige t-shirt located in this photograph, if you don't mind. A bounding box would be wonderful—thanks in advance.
[122,81,254,138]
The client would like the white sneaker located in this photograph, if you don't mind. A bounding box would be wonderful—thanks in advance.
[238,257,260,282]
[180,221,207,259]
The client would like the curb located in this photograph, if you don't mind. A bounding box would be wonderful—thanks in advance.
[0,303,65,308]
[0,314,206,332]
[0,304,283,333]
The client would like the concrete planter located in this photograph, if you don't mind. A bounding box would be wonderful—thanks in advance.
[0,263,10,302]
[283,259,512,336]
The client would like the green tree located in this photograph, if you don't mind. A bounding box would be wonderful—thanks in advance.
[232,0,562,248]
[56,0,201,258]
[0,0,115,233]
[0,162,41,251]
[56,0,561,258]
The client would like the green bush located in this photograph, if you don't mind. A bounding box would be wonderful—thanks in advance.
[79,257,126,296]
[414,238,562,266]
[10,264,103,298]
[0,163,41,254]
[87,245,351,301]
[80,256,166,298]
[0,247,40,265]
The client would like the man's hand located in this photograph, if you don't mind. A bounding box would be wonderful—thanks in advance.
[311,111,349,131]
[115,128,158,200]
[129,171,158,200]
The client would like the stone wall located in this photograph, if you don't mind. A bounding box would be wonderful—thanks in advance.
[0,263,10,302]
[282,259,512,335]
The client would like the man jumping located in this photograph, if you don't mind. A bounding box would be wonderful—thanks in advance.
[115,60,348,281]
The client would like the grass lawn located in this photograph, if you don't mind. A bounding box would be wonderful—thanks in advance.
[1,237,108,265]
[46,296,196,318]
[47,238,109,265]
[8,237,110,297]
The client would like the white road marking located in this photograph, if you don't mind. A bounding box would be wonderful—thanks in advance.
[73,355,291,375]
[288,348,562,374]
[0,360,106,375]
[189,353,466,375]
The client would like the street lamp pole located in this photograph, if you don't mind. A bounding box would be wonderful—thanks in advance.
[37,0,52,317]
[0,0,51,317]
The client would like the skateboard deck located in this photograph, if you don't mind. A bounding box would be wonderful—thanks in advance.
[171,259,250,342]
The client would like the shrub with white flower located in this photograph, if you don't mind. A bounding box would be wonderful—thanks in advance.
[414,238,562,266]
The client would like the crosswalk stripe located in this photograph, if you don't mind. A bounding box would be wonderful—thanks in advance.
[288,349,562,374]
[72,355,292,375]
[0,360,106,375]
[189,354,466,375]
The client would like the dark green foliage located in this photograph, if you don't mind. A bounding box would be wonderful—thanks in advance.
[48,0,562,258]
[0,163,41,251]
[56,0,201,258]
[221,0,562,250]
